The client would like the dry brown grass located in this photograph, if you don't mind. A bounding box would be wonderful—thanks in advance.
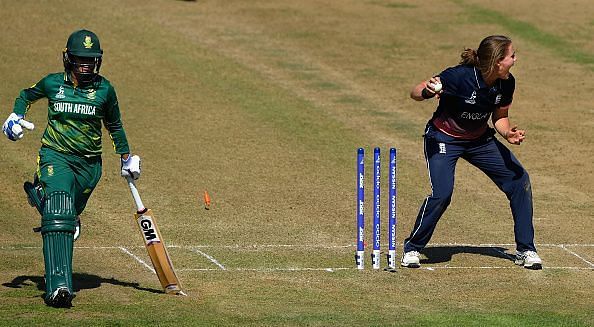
[0,0,592,325]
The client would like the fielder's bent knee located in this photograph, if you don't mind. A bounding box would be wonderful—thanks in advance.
[514,171,531,193]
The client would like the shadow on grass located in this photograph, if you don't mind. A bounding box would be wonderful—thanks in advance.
[420,246,514,264]
[2,273,162,294]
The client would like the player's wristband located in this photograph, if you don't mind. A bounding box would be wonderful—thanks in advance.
[421,88,435,99]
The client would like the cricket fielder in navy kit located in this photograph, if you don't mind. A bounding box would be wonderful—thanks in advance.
[400,35,542,270]
[2,29,141,307]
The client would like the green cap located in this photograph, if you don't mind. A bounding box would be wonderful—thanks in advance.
[65,29,103,57]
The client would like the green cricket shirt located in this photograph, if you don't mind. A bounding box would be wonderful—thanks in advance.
[13,73,130,157]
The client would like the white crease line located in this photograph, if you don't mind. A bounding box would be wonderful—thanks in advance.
[0,245,146,250]
[422,266,592,270]
[416,243,594,248]
[173,244,353,249]
[118,246,156,274]
[1,243,593,250]
[235,267,348,272]
[179,267,349,272]
[560,245,594,267]
[2,245,591,272]
[190,247,227,271]
[171,243,594,249]
[162,243,594,250]
[177,266,591,272]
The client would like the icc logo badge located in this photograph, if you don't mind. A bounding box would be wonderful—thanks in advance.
[56,86,66,99]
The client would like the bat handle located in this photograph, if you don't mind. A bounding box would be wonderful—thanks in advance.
[126,176,146,213]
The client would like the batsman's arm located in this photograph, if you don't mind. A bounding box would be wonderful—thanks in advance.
[103,85,130,155]
[13,77,48,116]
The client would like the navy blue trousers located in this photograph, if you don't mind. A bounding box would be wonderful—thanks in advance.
[403,124,536,253]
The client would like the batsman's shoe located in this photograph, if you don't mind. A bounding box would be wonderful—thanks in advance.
[515,251,542,270]
[400,251,421,268]
[24,180,45,215]
[45,287,73,308]
[73,216,81,241]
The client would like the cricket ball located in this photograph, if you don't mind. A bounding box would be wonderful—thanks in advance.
[431,82,442,92]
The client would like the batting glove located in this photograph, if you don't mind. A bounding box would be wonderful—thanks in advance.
[121,154,141,180]
[2,113,35,141]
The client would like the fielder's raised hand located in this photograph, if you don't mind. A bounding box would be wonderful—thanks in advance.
[121,154,141,180]
[2,113,35,141]
[411,76,443,101]
[505,126,526,145]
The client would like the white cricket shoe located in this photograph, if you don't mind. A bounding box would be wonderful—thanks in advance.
[515,250,542,270]
[400,251,421,268]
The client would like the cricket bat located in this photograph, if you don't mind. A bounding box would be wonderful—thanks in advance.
[126,177,185,295]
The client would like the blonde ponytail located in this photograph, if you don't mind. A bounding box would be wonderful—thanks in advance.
[459,48,479,66]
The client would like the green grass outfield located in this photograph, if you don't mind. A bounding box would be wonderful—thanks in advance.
[0,1,592,326]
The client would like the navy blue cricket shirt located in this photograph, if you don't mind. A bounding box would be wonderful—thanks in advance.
[432,64,515,139]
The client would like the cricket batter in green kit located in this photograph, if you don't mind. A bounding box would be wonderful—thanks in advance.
[2,29,141,307]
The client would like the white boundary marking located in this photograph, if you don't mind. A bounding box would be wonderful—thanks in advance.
[118,246,156,274]
[189,247,227,270]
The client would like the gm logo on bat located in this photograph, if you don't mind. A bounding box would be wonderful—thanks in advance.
[138,215,161,245]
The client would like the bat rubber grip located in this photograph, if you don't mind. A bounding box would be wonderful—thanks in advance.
[126,177,146,212]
